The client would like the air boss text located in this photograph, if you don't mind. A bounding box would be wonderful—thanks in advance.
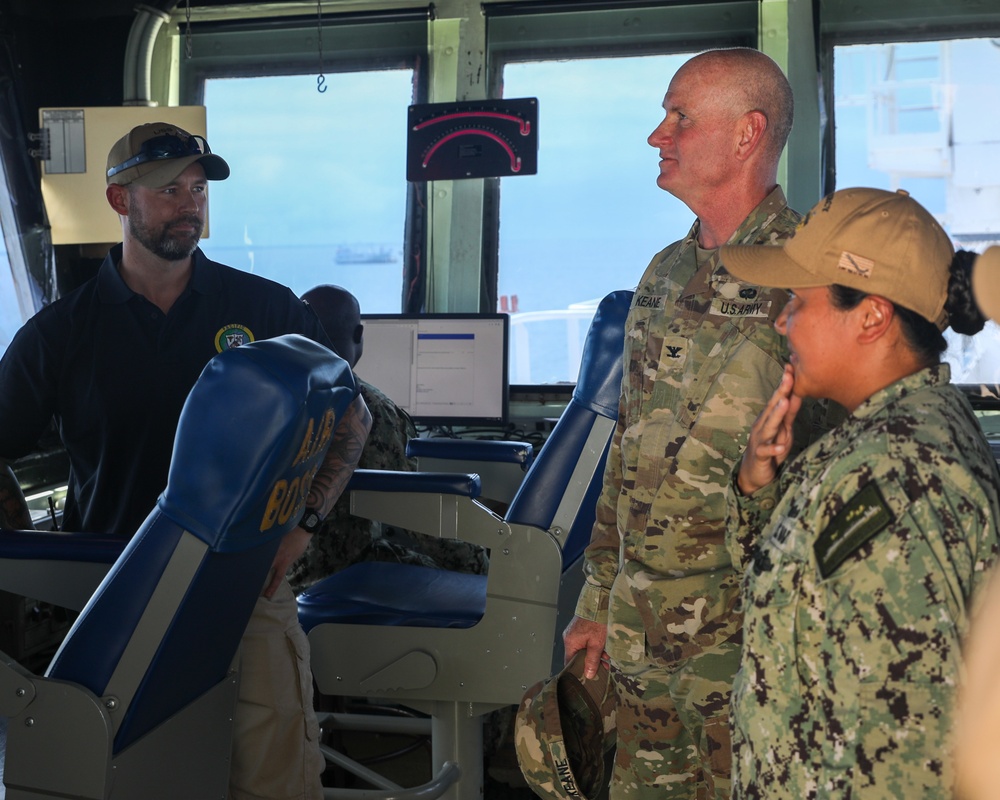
[259,407,337,531]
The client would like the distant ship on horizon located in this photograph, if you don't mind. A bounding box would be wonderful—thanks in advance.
[335,244,399,265]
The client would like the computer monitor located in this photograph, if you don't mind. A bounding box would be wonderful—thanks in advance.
[354,313,509,426]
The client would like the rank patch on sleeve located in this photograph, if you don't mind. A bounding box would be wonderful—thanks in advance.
[813,482,894,578]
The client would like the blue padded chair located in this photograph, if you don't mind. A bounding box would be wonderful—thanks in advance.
[298,290,631,800]
[0,334,355,800]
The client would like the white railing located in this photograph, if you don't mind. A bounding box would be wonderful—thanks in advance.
[507,299,601,384]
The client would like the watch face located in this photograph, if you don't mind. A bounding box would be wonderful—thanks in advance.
[301,510,321,531]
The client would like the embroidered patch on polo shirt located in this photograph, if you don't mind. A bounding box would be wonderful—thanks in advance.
[814,482,894,578]
[215,324,256,352]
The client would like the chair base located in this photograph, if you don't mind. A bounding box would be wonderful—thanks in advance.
[2,670,237,800]
[318,700,491,800]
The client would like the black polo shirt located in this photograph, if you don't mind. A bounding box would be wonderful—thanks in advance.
[0,245,332,536]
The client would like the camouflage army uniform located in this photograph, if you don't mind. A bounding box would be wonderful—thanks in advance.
[576,187,805,799]
[727,364,1000,799]
[288,380,487,593]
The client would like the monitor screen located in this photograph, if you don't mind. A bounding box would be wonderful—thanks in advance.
[354,314,509,426]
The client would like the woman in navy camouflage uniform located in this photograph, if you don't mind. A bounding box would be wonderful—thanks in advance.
[720,187,1000,799]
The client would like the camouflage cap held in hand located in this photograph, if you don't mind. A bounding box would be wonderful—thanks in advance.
[514,651,616,800]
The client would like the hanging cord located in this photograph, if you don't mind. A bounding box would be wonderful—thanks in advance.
[184,0,193,59]
[316,0,327,93]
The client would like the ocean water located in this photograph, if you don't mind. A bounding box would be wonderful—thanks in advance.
[199,243,408,316]
[198,238,652,384]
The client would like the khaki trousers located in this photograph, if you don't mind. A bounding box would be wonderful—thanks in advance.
[229,579,325,800]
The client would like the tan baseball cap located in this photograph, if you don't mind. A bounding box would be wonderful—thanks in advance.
[106,122,230,188]
[721,187,954,330]
[973,247,1000,324]
[514,651,616,800]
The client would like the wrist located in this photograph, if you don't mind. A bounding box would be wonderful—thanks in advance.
[736,471,757,497]
[736,459,773,496]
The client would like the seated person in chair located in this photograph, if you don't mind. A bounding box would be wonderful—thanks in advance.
[0,123,371,800]
[290,284,486,593]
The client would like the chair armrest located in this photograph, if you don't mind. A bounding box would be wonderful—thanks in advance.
[0,530,125,562]
[347,469,482,498]
[0,530,125,611]
[348,470,528,551]
[404,441,533,508]
[406,439,534,470]
[345,469,563,604]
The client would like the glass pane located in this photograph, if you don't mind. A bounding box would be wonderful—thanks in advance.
[200,70,413,313]
[834,39,1000,384]
[0,244,22,357]
[499,54,693,384]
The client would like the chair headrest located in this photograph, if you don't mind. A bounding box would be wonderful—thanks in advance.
[573,290,632,418]
[158,334,356,552]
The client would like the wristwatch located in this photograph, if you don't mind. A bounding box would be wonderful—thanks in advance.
[298,508,323,533]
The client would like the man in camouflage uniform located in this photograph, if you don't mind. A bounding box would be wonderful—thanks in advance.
[722,187,1000,799]
[562,48,816,799]
[288,285,486,592]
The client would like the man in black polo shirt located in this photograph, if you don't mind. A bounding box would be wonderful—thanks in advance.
[0,122,371,800]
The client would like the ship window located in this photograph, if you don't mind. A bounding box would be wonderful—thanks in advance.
[0,243,20,357]
[199,69,414,313]
[486,2,754,384]
[0,160,46,359]
[495,54,693,384]
[833,38,1000,384]
[179,11,427,313]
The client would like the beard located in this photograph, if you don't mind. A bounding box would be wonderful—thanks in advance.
[127,203,203,261]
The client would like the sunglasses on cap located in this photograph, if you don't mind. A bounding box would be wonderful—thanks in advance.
[106,133,211,179]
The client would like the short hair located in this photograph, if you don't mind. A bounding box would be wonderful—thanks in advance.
[300,284,363,367]
[687,48,795,164]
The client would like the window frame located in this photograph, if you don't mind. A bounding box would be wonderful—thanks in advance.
[818,0,1000,197]
[177,9,431,99]
[819,1,1000,398]
[176,8,431,312]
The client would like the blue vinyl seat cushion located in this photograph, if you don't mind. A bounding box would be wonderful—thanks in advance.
[298,562,487,630]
